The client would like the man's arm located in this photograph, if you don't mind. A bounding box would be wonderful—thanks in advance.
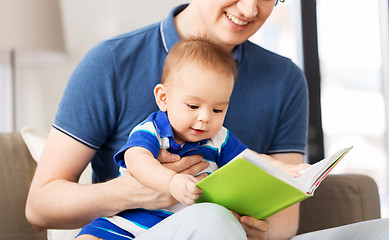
[25,127,205,230]
[265,152,304,239]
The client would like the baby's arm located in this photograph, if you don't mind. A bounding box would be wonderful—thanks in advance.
[124,147,202,205]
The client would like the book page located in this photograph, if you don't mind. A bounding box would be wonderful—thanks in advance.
[295,146,352,193]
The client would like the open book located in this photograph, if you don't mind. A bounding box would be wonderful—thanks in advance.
[195,146,353,220]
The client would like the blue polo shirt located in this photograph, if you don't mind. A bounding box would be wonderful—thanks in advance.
[54,4,308,183]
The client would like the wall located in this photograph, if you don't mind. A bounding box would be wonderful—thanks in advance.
[16,0,188,132]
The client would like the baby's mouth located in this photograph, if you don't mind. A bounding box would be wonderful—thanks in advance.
[191,128,206,135]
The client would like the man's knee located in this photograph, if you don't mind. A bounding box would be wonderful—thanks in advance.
[179,203,246,239]
[136,203,247,240]
[184,203,234,223]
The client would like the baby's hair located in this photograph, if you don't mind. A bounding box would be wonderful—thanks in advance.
[161,37,238,85]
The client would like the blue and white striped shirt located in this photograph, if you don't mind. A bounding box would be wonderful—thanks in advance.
[105,110,247,237]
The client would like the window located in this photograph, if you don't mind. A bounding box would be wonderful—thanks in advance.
[251,0,389,217]
[317,0,389,217]
[250,1,303,68]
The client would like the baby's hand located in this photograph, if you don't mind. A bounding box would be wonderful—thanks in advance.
[169,174,202,205]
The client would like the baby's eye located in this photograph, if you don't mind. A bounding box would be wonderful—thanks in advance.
[187,104,199,109]
[213,109,223,113]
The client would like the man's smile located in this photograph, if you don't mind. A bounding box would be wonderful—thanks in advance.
[226,12,248,26]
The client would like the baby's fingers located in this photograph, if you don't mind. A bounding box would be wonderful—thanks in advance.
[181,197,196,206]
[186,179,202,200]
[187,179,202,193]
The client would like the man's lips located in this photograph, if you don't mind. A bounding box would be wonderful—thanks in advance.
[226,12,249,26]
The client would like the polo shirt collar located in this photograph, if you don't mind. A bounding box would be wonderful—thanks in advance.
[154,110,174,138]
[160,4,186,53]
[160,4,243,62]
[232,45,242,63]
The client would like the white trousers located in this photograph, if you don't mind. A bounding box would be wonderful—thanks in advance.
[135,203,389,240]
[135,203,246,239]
[292,218,389,240]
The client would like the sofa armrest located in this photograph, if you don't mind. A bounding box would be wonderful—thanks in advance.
[0,132,47,240]
[297,173,381,234]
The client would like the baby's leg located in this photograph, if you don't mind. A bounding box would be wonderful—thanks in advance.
[75,234,103,240]
[75,217,135,240]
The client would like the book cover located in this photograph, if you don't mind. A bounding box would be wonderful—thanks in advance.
[195,147,352,220]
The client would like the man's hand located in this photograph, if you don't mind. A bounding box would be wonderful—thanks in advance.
[259,153,309,178]
[121,149,208,211]
[230,211,269,240]
[158,149,209,179]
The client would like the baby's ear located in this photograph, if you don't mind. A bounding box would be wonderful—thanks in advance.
[154,83,168,112]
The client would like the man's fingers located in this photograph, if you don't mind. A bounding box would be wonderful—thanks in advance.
[240,216,269,240]
[230,210,241,221]
[194,172,208,181]
[160,153,209,177]
[180,160,209,175]
[157,149,180,163]
[241,216,269,232]
[162,154,205,173]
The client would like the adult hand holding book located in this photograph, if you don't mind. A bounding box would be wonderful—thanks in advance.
[195,146,353,220]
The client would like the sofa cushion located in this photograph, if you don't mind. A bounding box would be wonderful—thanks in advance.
[298,173,381,234]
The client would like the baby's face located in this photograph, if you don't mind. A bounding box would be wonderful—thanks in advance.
[164,63,234,144]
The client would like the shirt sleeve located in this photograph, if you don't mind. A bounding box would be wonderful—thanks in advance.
[268,62,308,154]
[113,122,161,168]
[218,130,248,167]
[53,41,120,149]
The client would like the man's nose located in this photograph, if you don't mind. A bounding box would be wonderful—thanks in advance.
[237,0,258,18]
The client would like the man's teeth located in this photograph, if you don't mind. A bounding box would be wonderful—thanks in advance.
[226,13,248,26]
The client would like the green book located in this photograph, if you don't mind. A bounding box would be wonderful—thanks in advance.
[195,146,353,220]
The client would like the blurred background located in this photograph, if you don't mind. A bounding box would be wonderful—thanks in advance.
[253,0,389,220]
[0,0,388,238]
[252,0,389,219]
